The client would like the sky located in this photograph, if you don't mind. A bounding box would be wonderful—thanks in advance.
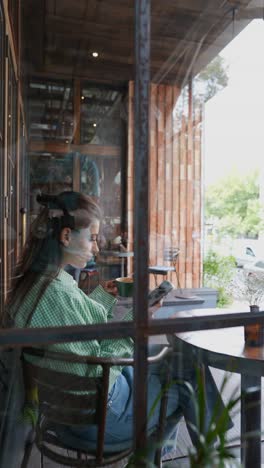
[204,19,264,187]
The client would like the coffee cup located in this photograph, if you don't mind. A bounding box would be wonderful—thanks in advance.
[115,277,134,297]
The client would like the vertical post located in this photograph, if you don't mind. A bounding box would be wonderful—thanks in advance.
[73,79,81,191]
[133,0,151,461]
[3,38,9,302]
[241,374,261,468]
[16,0,22,261]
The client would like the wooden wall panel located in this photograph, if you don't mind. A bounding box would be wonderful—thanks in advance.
[193,107,202,287]
[127,81,134,274]
[171,86,181,287]
[179,114,187,285]
[149,84,158,271]
[164,85,173,281]
[156,85,165,270]
[186,81,194,288]
[127,81,202,289]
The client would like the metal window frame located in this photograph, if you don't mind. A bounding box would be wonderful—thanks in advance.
[1,0,264,463]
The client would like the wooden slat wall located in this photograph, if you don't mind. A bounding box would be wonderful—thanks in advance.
[193,106,203,287]
[126,81,134,274]
[127,81,202,289]
[157,85,165,270]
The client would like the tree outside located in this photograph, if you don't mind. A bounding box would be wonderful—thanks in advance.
[205,170,264,240]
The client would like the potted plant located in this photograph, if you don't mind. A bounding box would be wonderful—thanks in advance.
[230,270,264,311]
[230,270,264,346]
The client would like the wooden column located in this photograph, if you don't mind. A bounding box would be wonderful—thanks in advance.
[73,79,81,191]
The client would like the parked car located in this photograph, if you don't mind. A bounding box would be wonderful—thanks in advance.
[244,260,264,273]
[234,246,256,268]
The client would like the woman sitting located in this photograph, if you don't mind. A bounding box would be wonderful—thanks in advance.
[4,191,231,458]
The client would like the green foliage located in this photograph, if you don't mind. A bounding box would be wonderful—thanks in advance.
[203,251,236,307]
[194,55,229,102]
[205,170,264,239]
[127,370,240,468]
[187,371,240,468]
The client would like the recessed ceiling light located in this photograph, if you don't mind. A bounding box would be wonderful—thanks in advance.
[93,123,97,127]
[92,52,99,58]
[65,140,69,144]
[81,96,85,100]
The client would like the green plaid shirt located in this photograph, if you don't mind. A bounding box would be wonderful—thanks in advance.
[14,270,134,391]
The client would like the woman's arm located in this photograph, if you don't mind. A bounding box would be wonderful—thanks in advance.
[88,284,117,319]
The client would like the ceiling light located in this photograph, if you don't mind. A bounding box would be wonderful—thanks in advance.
[81,96,85,100]
[93,123,97,127]
[92,52,99,58]
[65,140,69,144]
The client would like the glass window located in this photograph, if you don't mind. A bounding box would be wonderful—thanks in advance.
[2,2,264,467]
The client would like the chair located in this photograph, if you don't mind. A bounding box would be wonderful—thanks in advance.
[21,346,178,468]
[149,247,181,287]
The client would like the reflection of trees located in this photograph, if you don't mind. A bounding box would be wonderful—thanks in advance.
[173,55,229,121]
[193,55,229,103]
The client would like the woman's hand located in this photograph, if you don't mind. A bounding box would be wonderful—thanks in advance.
[148,299,164,318]
[101,280,118,297]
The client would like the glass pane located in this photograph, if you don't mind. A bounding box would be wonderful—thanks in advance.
[1,1,264,466]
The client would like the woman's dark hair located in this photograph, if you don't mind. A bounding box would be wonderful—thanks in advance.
[3,191,101,327]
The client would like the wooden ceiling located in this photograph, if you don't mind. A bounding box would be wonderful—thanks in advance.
[22,0,254,86]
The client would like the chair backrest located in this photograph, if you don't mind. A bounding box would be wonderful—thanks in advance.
[22,346,172,467]
[164,247,180,263]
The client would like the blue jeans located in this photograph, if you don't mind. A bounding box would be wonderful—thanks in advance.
[55,344,231,458]
[56,345,196,456]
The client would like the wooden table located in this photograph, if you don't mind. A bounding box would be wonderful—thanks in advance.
[168,308,264,468]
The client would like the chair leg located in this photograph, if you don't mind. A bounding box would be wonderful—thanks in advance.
[40,451,44,468]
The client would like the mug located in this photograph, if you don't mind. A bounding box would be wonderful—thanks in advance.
[115,277,134,297]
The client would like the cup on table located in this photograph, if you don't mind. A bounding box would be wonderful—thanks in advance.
[115,277,134,297]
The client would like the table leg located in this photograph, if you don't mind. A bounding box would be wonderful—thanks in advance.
[241,374,261,468]
[121,257,125,277]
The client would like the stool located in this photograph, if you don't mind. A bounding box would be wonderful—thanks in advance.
[78,269,100,294]
[149,247,180,287]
